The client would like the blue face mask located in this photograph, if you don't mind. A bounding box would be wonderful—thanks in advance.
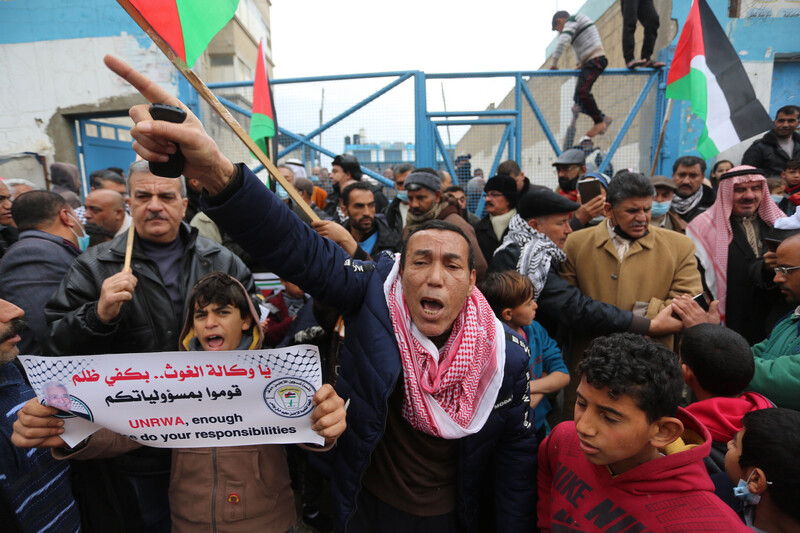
[733,470,769,505]
[68,214,90,252]
[772,194,783,204]
[651,201,671,218]
[396,191,408,203]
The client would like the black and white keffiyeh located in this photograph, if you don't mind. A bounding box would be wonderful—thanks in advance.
[494,215,566,299]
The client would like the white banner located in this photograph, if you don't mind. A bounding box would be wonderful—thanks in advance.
[19,345,324,448]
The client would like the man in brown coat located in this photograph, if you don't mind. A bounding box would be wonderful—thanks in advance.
[560,171,702,418]
[402,168,488,280]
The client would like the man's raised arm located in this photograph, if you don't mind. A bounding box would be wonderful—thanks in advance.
[104,55,235,194]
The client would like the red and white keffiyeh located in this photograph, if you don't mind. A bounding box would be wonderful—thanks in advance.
[383,256,505,439]
[686,165,784,321]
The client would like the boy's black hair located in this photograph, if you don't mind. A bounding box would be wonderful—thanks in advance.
[578,333,682,422]
[479,271,534,318]
[401,219,476,272]
[740,408,800,523]
[188,272,251,322]
[680,324,753,397]
[785,158,800,172]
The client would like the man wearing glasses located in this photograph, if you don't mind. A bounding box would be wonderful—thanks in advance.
[472,175,518,262]
[748,233,800,410]
[686,166,793,345]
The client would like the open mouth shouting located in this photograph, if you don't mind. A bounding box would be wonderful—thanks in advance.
[204,334,226,350]
[420,297,444,317]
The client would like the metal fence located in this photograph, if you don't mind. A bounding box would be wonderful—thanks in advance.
[181,67,667,210]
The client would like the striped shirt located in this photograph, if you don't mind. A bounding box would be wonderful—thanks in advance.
[551,14,605,66]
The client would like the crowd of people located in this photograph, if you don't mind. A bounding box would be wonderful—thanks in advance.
[1,51,799,533]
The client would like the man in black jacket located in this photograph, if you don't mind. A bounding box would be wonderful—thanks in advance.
[472,175,518,262]
[323,154,388,222]
[42,160,258,531]
[743,105,800,177]
[490,188,680,342]
[341,182,401,256]
[384,162,413,233]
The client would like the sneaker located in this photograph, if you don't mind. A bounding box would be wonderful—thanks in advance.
[303,511,333,533]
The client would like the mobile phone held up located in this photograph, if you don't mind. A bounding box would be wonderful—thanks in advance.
[577,178,603,204]
[148,103,187,178]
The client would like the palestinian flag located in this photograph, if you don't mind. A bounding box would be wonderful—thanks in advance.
[249,37,277,157]
[666,0,772,159]
[127,0,239,68]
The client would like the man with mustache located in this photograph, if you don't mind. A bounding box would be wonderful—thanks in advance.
[668,155,716,231]
[0,298,80,531]
[687,166,792,345]
[340,182,401,257]
[102,55,536,531]
[472,175,519,263]
[41,159,259,530]
[560,171,702,419]
[742,105,800,177]
[402,168,487,280]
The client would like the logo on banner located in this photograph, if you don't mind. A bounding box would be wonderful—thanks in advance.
[263,378,315,418]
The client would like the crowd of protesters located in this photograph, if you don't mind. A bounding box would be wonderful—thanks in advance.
[1,49,799,533]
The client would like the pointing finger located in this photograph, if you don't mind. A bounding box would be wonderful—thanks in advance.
[104,54,183,110]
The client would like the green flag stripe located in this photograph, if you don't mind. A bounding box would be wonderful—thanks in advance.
[175,0,239,68]
[250,113,275,140]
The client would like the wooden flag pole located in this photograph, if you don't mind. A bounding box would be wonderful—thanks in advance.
[123,222,136,272]
[650,99,674,177]
[116,0,319,222]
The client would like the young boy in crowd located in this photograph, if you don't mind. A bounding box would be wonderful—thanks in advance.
[538,333,750,532]
[680,324,773,470]
[725,408,800,532]
[777,158,800,215]
[13,272,345,533]
[480,271,569,442]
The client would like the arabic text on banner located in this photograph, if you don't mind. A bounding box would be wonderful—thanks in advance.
[20,345,324,448]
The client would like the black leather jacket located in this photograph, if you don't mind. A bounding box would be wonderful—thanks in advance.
[43,223,257,356]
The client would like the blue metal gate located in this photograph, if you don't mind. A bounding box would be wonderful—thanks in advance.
[180,67,666,205]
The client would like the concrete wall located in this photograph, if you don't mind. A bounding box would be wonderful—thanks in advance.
[0,0,272,187]
[455,0,674,189]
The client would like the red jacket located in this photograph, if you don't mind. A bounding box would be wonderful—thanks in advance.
[684,392,773,443]
[538,408,750,532]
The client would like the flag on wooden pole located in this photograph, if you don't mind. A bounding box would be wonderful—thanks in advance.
[127,0,239,68]
[250,37,277,157]
[666,0,772,159]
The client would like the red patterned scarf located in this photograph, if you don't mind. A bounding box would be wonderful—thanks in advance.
[686,166,784,321]
[383,257,505,439]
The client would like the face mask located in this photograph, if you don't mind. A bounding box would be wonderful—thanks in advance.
[68,214,90,252]
[396,191,408,203]
[772,194,783,204]
[733,470,770,505]
[651,201,671,218]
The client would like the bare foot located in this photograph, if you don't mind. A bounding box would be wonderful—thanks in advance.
[626,59,646,69]
[644,59,666,68]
